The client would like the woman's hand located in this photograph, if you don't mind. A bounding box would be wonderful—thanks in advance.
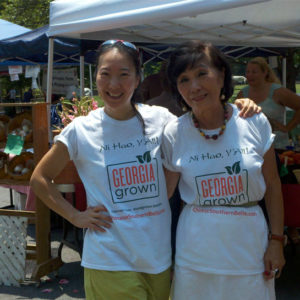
[263,240,285,280]
[234,98,262,118]
[71,205,113,232]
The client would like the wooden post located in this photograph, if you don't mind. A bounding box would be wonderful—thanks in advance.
[32,103,51,263]
[31,103,63,280]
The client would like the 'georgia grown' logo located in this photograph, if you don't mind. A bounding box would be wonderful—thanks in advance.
[195,161,249,206]
[107,151,159,203]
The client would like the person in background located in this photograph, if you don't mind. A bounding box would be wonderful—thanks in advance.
[8,88,16,101]
[141,65,165,102]
[162,40,285,300]
[5,88,17,117]
[23,88,34,102]
[147,62,183,117]
[30,39,260,300]
[237,57,300,151]
[50,94,62,129]
[237,56,300,244]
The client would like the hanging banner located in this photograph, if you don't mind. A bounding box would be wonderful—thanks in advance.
[10,74,19,81]
[25,65,40,78]
[8,65,22,75]
[42,68,78,95]
[25,66,41,89]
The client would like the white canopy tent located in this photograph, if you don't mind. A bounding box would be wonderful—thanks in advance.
[48,0,300,47]
[47,0,300,102]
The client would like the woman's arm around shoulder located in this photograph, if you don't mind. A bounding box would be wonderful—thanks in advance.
[234,90,262,118]
[30,141,112,232]
[236,90,244,99]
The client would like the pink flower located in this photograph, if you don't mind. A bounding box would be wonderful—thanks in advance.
[92,100,98,110]
[57,95,101,127]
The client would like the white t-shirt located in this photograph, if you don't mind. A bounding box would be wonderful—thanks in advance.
[56,104,176,274]
[162,104,274,275]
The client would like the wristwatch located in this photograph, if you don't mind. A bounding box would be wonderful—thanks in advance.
[268,233,287,246]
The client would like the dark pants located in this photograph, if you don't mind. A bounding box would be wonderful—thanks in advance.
[169,186,181,261]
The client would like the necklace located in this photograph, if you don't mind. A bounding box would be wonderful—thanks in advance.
[191,103,229,140]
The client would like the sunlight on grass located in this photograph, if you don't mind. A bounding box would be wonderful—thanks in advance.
[229,84,247,103]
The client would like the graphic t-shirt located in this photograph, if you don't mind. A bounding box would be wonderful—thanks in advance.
[56,104,176,274]
[162,104,274,275]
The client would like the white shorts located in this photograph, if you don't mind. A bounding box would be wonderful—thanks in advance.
[171,265,275,300]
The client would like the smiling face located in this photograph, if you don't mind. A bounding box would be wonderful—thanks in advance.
[245,62,267,86]
[96,48,140,119]
[176,56,224,113]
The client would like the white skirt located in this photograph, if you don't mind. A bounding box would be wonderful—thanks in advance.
[171,265,276,300]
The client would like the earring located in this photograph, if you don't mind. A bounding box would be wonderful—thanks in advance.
[221,94,225,100]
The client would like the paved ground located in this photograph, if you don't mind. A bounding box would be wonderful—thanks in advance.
[0,236,85,300]
[0,187,300,299]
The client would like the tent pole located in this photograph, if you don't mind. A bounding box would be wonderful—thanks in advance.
[89,64,93,97]
[282,57,286,88]
[80,56,84,97]
[46,38,54,103]
[46,38,54,141]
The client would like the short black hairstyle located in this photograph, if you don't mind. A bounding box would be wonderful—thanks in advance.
[166,40,233,111]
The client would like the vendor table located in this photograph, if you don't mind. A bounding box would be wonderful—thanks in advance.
[2,182,86,212]
[0,183,34,210]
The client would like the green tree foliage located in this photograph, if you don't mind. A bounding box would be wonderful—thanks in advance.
[0,0,51,98]
[143,61,162,78]
[0,0,51,29]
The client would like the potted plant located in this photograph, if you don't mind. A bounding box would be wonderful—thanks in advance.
[53,94,100,184]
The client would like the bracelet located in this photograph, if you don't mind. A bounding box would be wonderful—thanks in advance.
[268,233,287,246]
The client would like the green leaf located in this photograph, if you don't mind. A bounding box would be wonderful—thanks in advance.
[143,151,151,163]
[232,161,241,174]
[60,100,74,106]
[225,166,233,175]
[136,155,144,163]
